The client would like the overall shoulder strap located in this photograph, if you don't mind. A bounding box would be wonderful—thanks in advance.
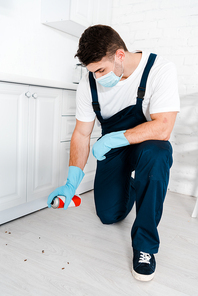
[88,72,103,122]
[137,53,157,100]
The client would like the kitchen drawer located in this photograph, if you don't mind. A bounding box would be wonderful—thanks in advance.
[61,116,76,141]
[62,89,76,115]
[61,116,101,142]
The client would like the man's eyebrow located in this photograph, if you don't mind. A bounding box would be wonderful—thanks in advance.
[94,68,103,73]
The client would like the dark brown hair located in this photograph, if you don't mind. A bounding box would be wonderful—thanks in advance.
[74,25,128,66]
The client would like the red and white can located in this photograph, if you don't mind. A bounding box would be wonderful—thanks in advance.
[51,195,81,209]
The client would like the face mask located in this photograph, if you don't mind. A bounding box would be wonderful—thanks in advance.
[95,60,123,87]
[96,71,123,87]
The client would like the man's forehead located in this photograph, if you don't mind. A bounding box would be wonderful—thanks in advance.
[86,56,112,72]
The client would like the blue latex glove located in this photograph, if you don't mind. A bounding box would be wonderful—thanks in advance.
[92,130,130,161]
[47,166,85,210]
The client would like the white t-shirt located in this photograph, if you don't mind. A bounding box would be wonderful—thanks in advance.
[76,51,180,123]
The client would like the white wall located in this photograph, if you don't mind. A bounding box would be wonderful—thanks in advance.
[112,0,198,197]
[0,0,78,83]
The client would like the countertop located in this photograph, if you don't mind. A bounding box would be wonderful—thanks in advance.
[0,72,78,90]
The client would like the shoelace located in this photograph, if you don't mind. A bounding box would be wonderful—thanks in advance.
[138,252,151,264]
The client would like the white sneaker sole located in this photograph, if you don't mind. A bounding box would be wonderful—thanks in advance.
[132,268,155,281]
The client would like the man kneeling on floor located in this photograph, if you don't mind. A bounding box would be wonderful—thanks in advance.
[47,25,180,281]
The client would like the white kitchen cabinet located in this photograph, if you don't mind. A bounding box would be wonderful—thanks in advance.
[61,116,76,141]
[70,0,94,28]
[0,81,100,224]
[92,0,113,26]
[0,82,62,224]
[0,82,28,211]
[26,86,61,202]
[61,116,101,141]
[61,89,101,140]
[41,0,112,37]
[62,89,76,115]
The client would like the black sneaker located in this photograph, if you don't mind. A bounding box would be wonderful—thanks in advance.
[132,249,156,281]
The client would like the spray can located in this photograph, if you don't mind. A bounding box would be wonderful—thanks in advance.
[51,195,81,209]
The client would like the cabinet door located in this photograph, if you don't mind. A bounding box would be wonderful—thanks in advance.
[61,116,76,142]
[92,0,112,25]
[70,0,94,27]
[27,86,62,202]
[59,141,70,187]
[62,90,76,115]
[0,82,28,211]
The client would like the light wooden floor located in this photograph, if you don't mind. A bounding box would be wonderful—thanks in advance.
[0,190,198,296]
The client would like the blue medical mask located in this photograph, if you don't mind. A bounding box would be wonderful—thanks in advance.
[95,62,123,87]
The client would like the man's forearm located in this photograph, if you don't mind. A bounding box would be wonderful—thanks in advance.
[124,112,178,145]
[69,130,90,170]
[124,120,169,145]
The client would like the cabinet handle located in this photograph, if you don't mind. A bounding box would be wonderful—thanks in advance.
[25,91,31,98]
[32,93,38,99]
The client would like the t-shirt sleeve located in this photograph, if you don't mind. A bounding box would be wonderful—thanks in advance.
[75,75,96,122]
[149,62,180,114]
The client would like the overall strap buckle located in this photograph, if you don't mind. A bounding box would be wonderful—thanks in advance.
[137,87,146,99]
[89,71,103,122]
[137,53,157,100]
[92,102,100,112]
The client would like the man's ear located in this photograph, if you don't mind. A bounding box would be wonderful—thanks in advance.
[115,49,125,62]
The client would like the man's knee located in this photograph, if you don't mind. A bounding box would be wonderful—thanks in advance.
[97,208,126,225]
[98,213,115,225]
[135,140,173,181]
[140,140,173,168]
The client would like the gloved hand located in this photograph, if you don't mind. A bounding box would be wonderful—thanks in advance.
[92,130,130,161]
[47,166,84,210]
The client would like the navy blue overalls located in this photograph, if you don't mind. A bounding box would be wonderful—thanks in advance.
[89,53,173,254]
